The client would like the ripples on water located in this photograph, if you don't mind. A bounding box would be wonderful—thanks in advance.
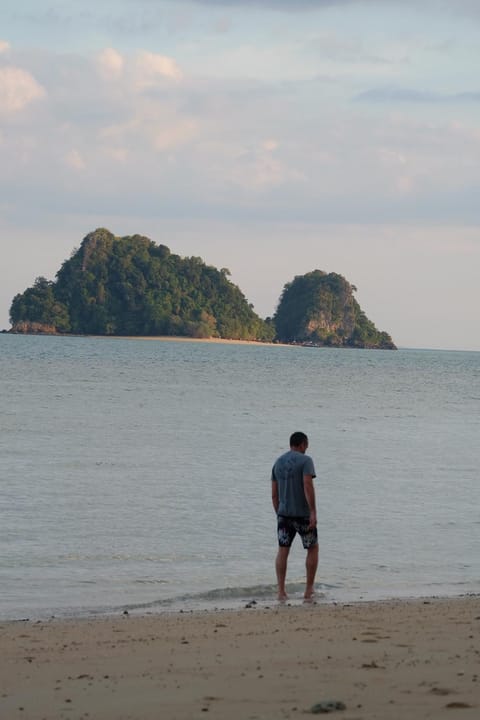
[1,335,479,619]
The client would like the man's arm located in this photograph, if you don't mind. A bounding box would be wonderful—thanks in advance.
[303,474,317,529]
[271,480,279,514]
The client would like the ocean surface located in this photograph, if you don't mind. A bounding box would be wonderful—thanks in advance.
[1,334,479,620]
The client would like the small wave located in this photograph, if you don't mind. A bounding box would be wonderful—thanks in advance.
[194,584,278,601]
[120,584,278,612]
[179,581,335,603]
[119,581,334,615]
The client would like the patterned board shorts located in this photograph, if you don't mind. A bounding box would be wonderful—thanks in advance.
[277,515,318,549]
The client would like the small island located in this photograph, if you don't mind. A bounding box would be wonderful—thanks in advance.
[274,270,396,349]
[8,228,396,349]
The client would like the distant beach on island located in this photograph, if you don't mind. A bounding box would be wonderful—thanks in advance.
[94,334,294,347]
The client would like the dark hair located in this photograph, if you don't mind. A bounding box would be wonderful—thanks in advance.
[289,431,308,448]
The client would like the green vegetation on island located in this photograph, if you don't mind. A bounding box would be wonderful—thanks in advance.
[8,228,396,348]
[9,228,274,341]
[274,270,396,349]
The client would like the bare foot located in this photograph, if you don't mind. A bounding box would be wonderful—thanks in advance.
[277,591,288,602]
[303,588,315,602]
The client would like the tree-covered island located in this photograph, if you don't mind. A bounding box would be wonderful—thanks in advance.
[9,228,396,349]
[274,270,396,349]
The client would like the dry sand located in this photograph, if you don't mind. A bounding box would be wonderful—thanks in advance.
[91,333,299,353]
[1,597,479,720]
[95,335,293,347]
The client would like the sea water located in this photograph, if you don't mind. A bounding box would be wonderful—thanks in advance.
[0,334,479,620]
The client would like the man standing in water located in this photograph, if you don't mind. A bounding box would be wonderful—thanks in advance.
[271,431,318,601]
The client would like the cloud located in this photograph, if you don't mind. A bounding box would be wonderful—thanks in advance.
[103,146,129,163]
[152,118,197,151]
[227,142,305,190]
[97,48,125,80]
[174,0,480,12]
[263,139,279,152]
[95,48,182,88]
[65,149,86,170]
[355,86,480,103]
[0,40,10,54]
[135,51,183,87]
[1,36,480,235]
[91,50,192,153]
[0,66,46,114]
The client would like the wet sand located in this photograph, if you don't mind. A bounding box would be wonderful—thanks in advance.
[1,596,479,719]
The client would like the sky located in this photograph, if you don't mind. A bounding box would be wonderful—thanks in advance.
[1,0,480,350]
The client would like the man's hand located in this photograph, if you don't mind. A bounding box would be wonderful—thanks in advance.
[271,480,279,514]
[303,475,316,528]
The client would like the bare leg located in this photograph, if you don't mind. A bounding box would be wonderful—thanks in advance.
[275,546,290,600]
[304,544,318,600]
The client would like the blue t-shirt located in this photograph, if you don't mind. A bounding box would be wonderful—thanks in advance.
[271,450,316,517]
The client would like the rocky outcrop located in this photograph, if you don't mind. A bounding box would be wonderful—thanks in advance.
[274,270,396,349]
[10,321,58,334]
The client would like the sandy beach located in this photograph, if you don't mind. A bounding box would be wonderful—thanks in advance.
[1,597,479,720]
[94,334,294,347]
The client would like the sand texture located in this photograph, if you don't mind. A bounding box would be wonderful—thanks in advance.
[1,597,479,720]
